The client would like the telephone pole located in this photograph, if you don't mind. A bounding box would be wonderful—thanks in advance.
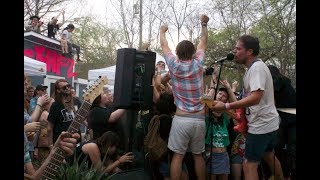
[139,0,143,50]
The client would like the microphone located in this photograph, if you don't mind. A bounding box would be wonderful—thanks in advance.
[204,53,235,75]
[213,53,234,64]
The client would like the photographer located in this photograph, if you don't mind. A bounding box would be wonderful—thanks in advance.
[25,15,43,33]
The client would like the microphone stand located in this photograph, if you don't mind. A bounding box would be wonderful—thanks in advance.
[207,59,224,180]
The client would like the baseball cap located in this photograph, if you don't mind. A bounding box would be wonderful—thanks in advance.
[35,84,48,91]
[29,15,40,21]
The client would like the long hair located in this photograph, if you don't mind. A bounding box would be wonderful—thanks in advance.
[63,24,75,31]
[90,94,102,110]
[93,131,120,154]
[268,65,289,81]
[155,92,176,115]
[52,79,68,103]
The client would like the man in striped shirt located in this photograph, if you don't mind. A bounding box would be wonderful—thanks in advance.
[159,14,209,180]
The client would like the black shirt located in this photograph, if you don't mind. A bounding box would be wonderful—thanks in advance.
[273,76,296,126]
[47,98,82,143]
[47,23,60,39]
[88,106,122,140]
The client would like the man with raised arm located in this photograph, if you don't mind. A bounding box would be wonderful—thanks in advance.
[159,14,209,180]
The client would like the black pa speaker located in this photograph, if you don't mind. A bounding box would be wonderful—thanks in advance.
[113,48,156,110]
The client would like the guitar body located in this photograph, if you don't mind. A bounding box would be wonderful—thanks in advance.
[234,108,248,133]
[200,95,237,119]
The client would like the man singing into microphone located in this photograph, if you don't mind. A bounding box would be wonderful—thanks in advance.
[210,35,284,180]
[159,14,209,180]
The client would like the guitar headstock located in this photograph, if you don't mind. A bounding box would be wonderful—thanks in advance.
[83,76,108,103]
[200,95,218,107]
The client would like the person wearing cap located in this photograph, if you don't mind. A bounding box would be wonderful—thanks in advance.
[29,84,48,114]
[61,24,82,61]
[47,10,65,39]
[25,15,43,33]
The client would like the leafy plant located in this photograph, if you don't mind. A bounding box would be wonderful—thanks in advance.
[54,150,109,180]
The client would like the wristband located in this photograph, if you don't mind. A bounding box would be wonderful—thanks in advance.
[224,103,231,110]
[36,104,42,108]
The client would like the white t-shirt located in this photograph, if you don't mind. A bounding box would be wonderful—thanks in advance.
[243,60,279,134]
[62,29,71,42]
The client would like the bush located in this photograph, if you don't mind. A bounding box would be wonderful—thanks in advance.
[55,152,108,180]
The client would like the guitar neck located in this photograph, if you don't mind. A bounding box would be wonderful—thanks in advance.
[40,100,92,180]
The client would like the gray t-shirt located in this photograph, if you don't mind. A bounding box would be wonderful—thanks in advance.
[243,60,279,134]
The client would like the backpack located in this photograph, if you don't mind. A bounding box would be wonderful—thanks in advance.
[144,115,168,161]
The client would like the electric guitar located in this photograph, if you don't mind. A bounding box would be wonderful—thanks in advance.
[200,95,248,133]
[200,95,237,119]
[38,76,108,180]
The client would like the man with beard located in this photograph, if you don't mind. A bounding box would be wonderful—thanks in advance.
[47,79,82,148]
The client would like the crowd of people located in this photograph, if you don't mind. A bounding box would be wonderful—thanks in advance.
[24,11,82,62]
[23,13,295,180]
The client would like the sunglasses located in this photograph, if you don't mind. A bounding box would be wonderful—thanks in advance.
[60,84,71,90]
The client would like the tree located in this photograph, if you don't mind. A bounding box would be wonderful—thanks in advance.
[204,0,296,87]
[24,0,84,20]
[251,0,296,86]
[71,16,123,79]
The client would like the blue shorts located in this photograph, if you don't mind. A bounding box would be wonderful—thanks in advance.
[230,154,244,164]
[159,161,188,177]
[245,130,278,162]
[206,151,230,174]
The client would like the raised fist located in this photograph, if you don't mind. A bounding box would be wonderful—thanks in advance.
[160,25,168,33]
[200,14,209,23]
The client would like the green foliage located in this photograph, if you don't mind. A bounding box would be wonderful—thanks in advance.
[71,16,124,79]
[54,152,107,180]
[202,0,295,87]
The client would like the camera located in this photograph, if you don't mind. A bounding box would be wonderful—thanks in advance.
[204,67,214,75]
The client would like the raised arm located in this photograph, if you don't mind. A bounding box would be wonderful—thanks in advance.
[197,14,209,52]
[58,10,65,27]
[109,109,126,123]
[160,25,171,54]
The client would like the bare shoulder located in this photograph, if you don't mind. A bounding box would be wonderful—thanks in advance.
[82,142,98,153]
